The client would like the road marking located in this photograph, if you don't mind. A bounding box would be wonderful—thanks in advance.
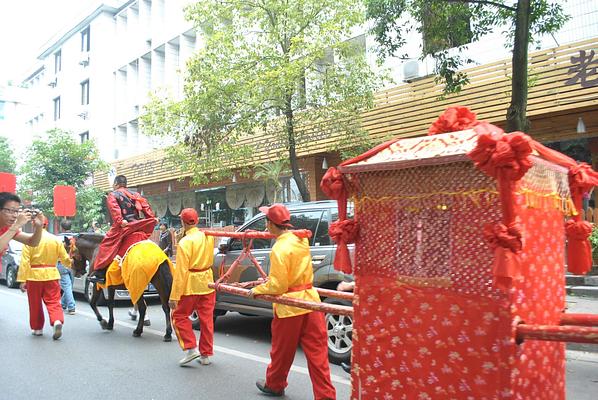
[0,289,351,386]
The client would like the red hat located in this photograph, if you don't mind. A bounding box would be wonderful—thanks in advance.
[179,208,198,225]
[259,204,293,228]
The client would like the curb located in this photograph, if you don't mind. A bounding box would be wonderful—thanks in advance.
[566,349,598,363]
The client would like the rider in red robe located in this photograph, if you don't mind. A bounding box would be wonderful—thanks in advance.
[88,175,156,283]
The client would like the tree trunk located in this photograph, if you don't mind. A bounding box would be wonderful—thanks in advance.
[284,97,311,202]
[506,0,531,133]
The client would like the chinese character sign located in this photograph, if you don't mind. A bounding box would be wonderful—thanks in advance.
[565,49,598,88]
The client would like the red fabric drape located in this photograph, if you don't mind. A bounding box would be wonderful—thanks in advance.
[320,167,355,273]
[468,129,533,289]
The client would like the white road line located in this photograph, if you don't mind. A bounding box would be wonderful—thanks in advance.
[0,289,351,386]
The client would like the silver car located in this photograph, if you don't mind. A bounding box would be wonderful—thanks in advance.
[1,240,23,288]
[210,200,354,364]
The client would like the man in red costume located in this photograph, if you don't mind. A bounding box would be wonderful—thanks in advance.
[248,204,336,400]
[88,175,156,283]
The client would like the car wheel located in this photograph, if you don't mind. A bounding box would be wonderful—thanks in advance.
[85,280,106,305]
[6,265,18,288]
[324,298,352,365]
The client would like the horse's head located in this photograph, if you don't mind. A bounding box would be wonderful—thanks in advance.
[71,233,104,275]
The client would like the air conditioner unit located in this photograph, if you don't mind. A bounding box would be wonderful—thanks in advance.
[403,60,420,82]
[79,52,90,66]
[78,105,89,120]
[47,77,57,87]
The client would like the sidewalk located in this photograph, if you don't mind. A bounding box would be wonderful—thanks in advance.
[565,295,598,353]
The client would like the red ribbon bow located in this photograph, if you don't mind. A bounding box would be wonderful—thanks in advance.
[428,106,479,135]
[328,220,359,274]
[483,222,523,290]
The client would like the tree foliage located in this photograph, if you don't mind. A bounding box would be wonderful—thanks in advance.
[365,0,569,131]
[0,136,16,173]
[18,129,108,231]
[142,0,386,201]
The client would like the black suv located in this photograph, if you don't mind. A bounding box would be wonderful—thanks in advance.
[210,200,354,364]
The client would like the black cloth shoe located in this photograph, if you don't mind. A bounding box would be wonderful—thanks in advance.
[88,269,106,284]
[256,379,284,397]
[341,362,351,373]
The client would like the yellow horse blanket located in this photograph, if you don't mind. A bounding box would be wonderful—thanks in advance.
[99,240,174,304]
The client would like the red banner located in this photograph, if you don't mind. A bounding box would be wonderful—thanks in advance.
[53,185,76,216]
[0,172,16,193]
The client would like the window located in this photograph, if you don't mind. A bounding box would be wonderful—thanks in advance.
[230,217,270,250]
[290,210,324,246]
[81,80,90,105]
[0,100,4,120]
[80,132,89,143]
[81,27,90,52]
[54,50,61,73]
[53,97,61,121]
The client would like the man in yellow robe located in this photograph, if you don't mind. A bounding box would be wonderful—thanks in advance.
[17,218,72,339]
[169,208,215,366]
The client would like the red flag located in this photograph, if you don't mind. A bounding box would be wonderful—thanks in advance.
[0,173,16,193]
[53,185,76,217]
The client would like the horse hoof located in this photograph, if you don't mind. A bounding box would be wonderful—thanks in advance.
[100,320,109,330]
[163,335,172,342]
[132,330,142,337]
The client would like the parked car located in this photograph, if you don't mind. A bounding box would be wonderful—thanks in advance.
[206,200,354,364]
[1,240,23,288]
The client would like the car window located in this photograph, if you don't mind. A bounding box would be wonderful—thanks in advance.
[290,210,323,246]
[314,210,331,246]
[230,217,271,251]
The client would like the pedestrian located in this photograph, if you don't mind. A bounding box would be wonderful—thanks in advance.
[248,204,336,399]
[158,222,173,257]
[57,220,76,315]
[128,303,151,326]
[0,192,45,252]
[88,175,156,283]
[169,208,215,366]
[16,216,72,339]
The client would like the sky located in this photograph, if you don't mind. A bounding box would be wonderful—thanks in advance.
[0,0,100,85]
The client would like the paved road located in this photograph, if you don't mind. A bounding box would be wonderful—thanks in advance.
[0,286,350,400]
[1,286,597,399]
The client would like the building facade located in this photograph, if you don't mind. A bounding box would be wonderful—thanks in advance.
[15,0,598,229]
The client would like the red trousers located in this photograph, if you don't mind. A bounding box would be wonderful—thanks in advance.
[172,292,215,355]
[266,312,336,400]
[26,280,64,330]
[93,219,155,270]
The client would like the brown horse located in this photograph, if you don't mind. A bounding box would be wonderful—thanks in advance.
[71,233,173,341]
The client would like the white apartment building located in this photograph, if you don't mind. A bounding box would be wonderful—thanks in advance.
[21,0,196,162]
[18,0,598,165]
[0,84,34,159]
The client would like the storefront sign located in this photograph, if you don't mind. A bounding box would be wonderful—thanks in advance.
[565,49,598,88]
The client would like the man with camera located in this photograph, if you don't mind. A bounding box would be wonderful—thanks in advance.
[89,175,156,284]
[0,192,46,252]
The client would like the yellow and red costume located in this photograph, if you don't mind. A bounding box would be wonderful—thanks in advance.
[93,187,155,271]
[252,231,336,400]
[171,227,216,355]
[17,230,71,330]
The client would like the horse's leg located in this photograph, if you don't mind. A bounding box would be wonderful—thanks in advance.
[132,296,147,337]
[152,261,173,342]
[106,287,116,330]
[89,283,108,329]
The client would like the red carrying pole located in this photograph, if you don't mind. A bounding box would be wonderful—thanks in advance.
[230,280,355,301]
[560,313,598,327]
[208,282,353,317]
[202,229,312,240]
[516,324,598,344]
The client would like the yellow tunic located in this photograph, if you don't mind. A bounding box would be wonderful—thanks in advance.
[170,227,215,301]
[17,230,71,282]
[252,231,320,318]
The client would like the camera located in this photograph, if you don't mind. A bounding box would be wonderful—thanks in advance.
[20,206,41,217]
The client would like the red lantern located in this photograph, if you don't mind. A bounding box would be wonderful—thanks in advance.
[0,173,16,193]
[53,185,76,217]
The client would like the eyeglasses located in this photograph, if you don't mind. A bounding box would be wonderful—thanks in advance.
[1,208,19,215]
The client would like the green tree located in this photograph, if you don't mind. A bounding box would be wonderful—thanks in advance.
[18,129,108,231]
[142,0,385,201]
[254,160,290,203]
[365,0,569,132]
[0,136,16,173]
